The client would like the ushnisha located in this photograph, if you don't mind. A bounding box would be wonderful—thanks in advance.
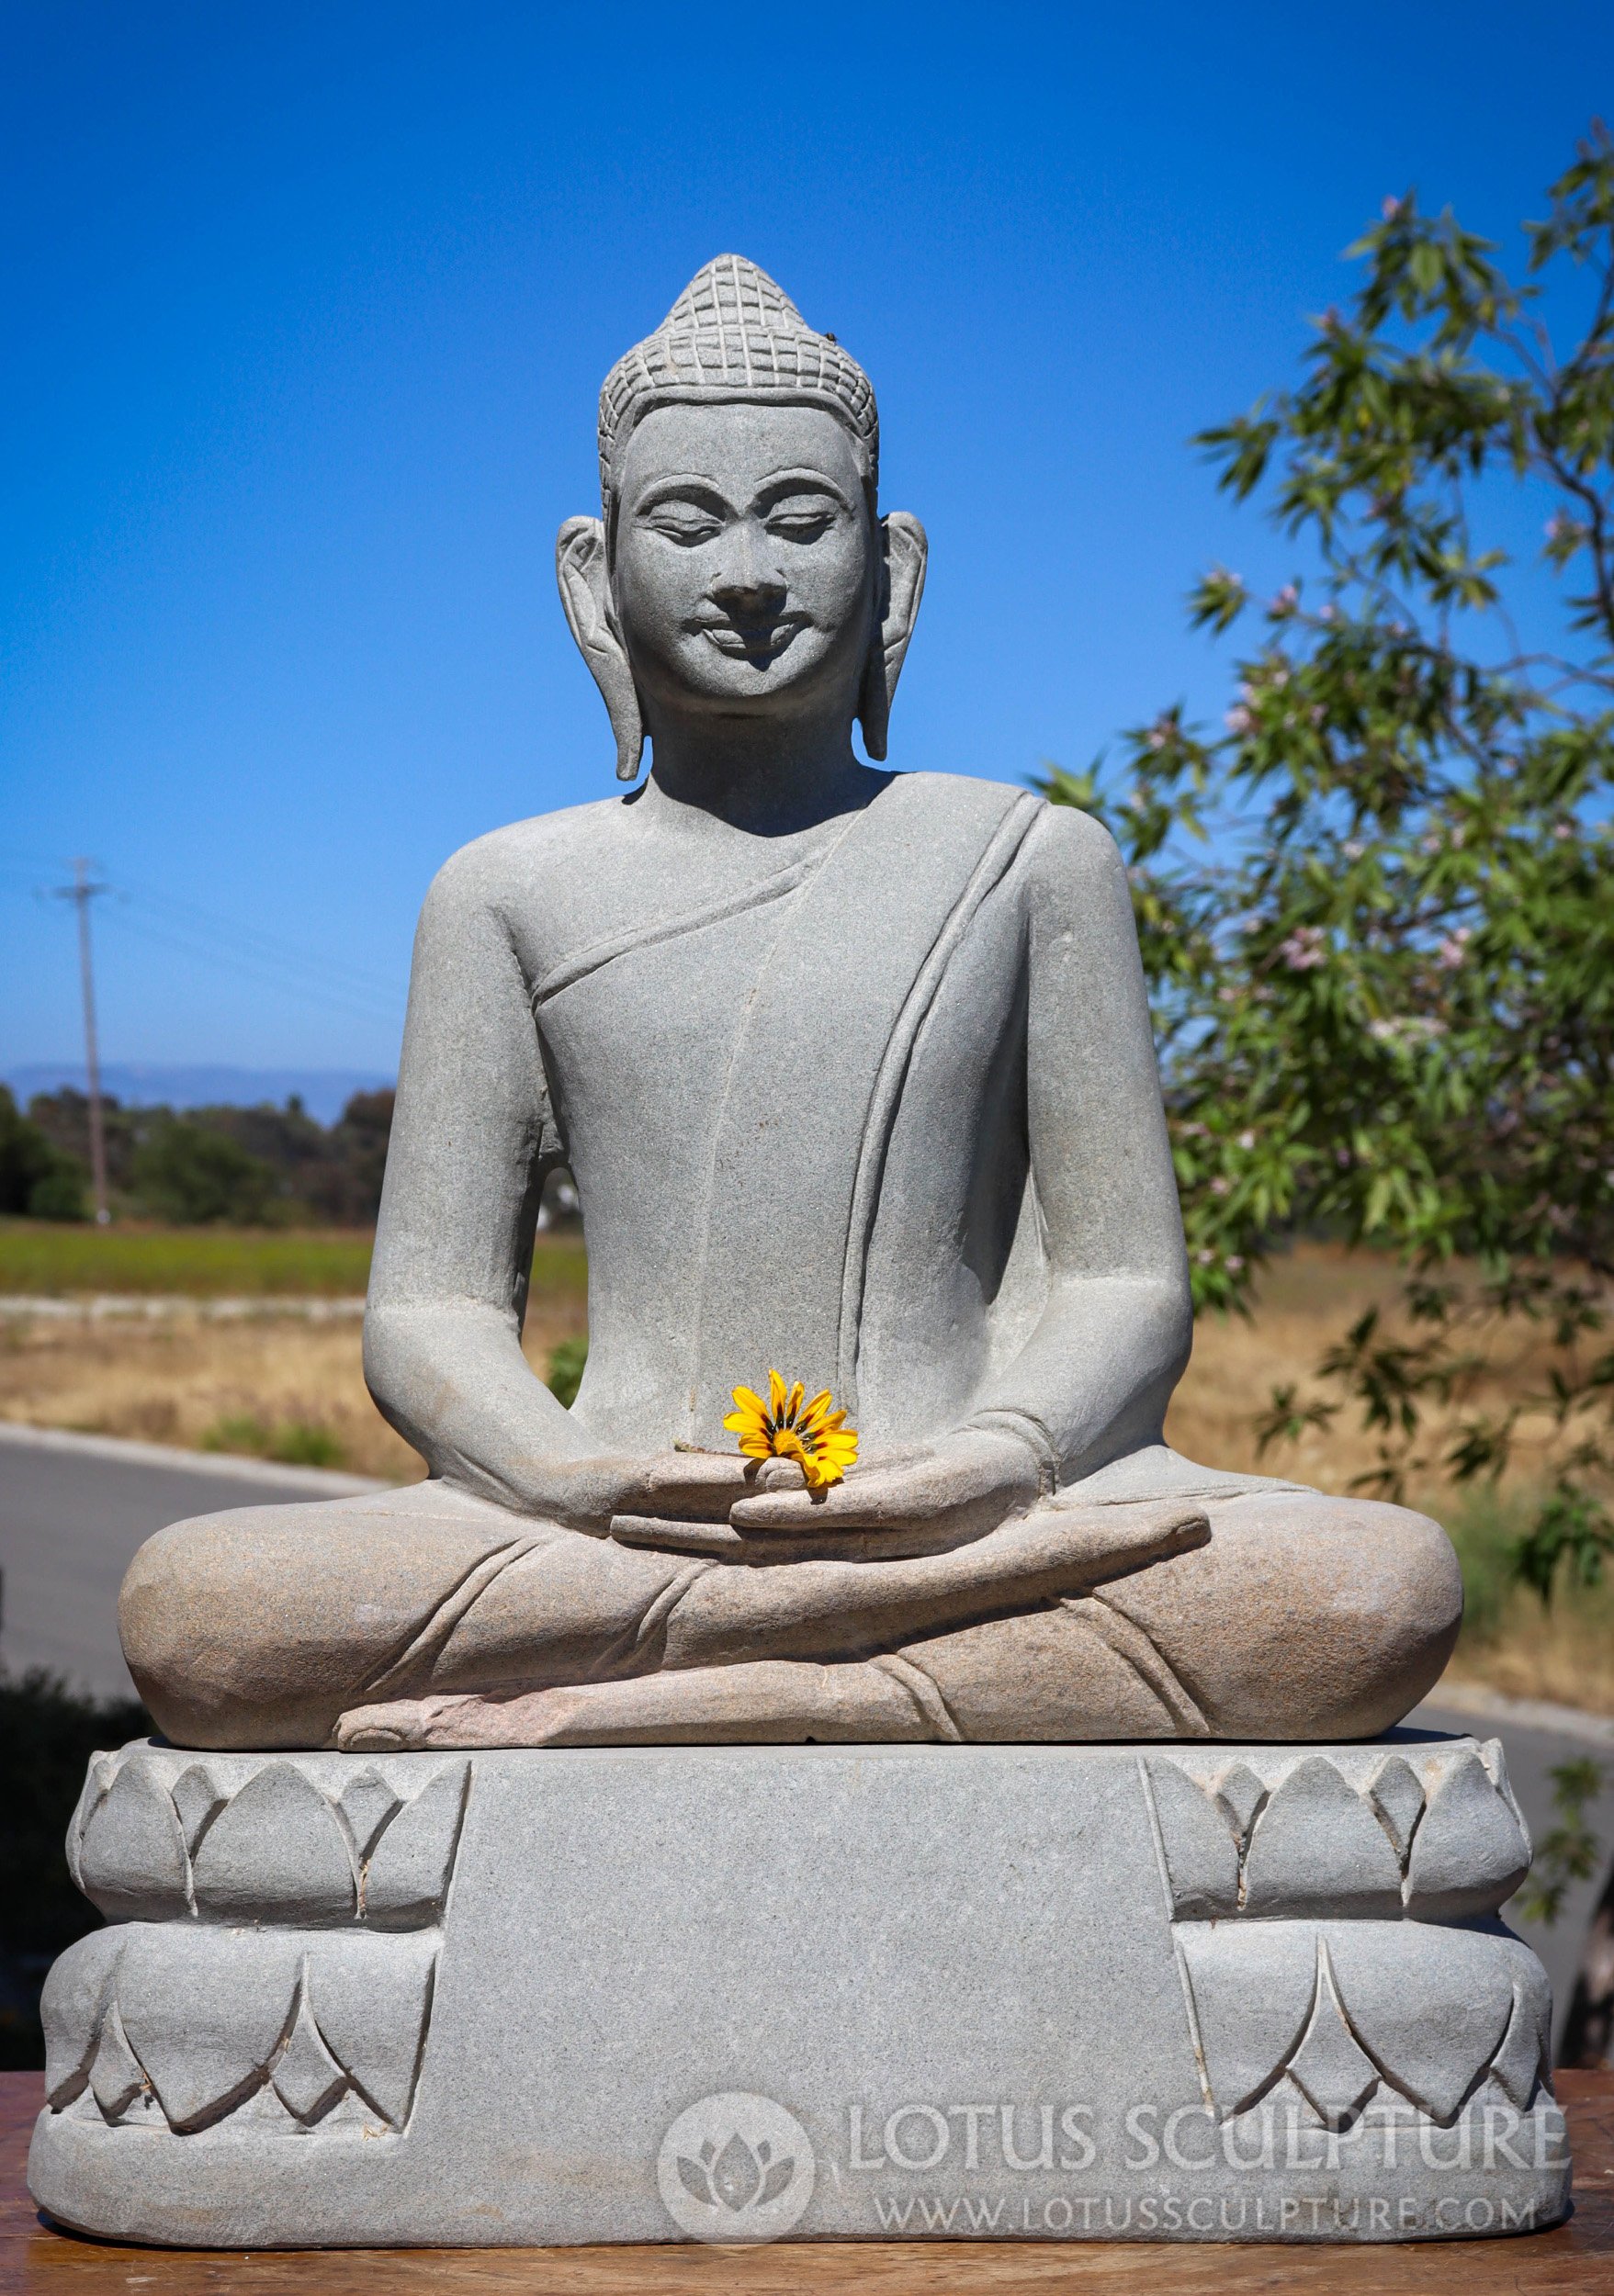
[122,257,1461,1750]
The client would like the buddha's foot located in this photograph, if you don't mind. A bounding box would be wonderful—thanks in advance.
[336,1655,969,1749]
[334,1690,570,1750]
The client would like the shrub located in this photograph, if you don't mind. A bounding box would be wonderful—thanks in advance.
[200,1413,346,1467]
[547,1335,588,1408]
[130,1118,279,1225]
[0,1087,87,1221]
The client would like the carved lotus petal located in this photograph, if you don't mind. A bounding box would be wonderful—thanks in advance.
[1287,1953,1378,2129]
[1176,1924,1318,2118]
[1490,1982,1552,2110]
[1364,1755,1424,1869]
[88,2004,149,2122]
[40,1929,123,2110]
[1326,1923,1518,2123]
[1213,1762,1268,1850]
[115,1927,303,2133]
[77,1755,190,1921]
[363,1764,469,1926]
[64,1752,118,1894]
[305,1931,437,2129]
[1242,1757,1402,1918]
[336,1768,401,1862]
[170,1763,227,1856]
[191,1762,356,1924]
[1405,1748,1531,1919]
[1147,1760,1238,1916]
[272,1994,348,2124]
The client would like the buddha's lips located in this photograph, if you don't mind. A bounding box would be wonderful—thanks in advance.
[692,615,806,660]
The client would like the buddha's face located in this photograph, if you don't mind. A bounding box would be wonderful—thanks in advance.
[609,402,876,719]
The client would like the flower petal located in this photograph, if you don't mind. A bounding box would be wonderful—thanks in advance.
[727,1372,859,1479]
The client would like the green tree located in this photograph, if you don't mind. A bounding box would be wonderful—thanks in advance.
[130,1117,279,1225]
[1043,125,1614,1599]
[0,1086,87,1220]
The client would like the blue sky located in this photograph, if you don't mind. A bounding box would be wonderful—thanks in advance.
[4,1,1609,1083]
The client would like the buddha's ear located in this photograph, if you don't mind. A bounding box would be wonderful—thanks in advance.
[857,512,928,763]
[556,515,644,782]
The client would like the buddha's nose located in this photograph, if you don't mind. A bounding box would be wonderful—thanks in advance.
[709,522,786,615]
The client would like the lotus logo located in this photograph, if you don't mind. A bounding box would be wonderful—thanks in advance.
[656,2091,815,2240]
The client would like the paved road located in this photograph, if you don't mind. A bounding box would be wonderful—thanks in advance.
[3,1425,1611,2049]
[0,1424,382,1702]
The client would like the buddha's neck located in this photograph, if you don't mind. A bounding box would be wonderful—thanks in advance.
[640,714,882,838]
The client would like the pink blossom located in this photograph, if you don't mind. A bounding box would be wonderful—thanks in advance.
[1278,926,1326,971]
[1435,929,1471,970]
[1271,584,1299,615]
[1383,194,1402,219]
[1226,1255,1245,1272]
[1225,704,1253,737]
[1210,1176,1231,1197]
[1237,1129,1257,1150]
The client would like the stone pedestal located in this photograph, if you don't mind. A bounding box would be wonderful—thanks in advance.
[28,1736,1568,2246]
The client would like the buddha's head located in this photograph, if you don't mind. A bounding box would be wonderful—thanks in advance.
[558,256,927,781]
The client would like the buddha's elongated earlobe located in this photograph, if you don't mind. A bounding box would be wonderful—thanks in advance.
[556,515,644,782]
[856,512,928,763]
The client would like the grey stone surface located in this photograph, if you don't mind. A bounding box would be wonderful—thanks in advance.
[116,255,1460,1756]
[29,1736,1567,2245]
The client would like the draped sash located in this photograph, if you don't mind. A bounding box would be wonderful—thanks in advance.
[687,774,1043,1434]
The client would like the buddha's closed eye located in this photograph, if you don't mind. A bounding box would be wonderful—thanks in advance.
[644,510,722,545]
[768,512,835,543]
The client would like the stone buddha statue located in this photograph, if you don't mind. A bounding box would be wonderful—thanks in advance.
[122,257,1461,1753]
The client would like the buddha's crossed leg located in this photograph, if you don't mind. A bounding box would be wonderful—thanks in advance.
[120,1478,1460,1750]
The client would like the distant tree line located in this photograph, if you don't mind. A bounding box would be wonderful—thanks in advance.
[0,1085,394,1226]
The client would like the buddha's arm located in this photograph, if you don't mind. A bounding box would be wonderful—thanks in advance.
[967,805,1193,1483]
[363,840,596,1511]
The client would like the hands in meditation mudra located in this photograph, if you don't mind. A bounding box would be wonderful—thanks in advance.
[122,259,1461,1752]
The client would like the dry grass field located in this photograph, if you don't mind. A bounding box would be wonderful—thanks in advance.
[3,1238,1609,1711]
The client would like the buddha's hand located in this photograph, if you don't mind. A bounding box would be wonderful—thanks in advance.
[530,1448,753,1533]
[728,1424,1044,1544]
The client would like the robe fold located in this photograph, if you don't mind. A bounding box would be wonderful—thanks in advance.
[534,772,1046,1450]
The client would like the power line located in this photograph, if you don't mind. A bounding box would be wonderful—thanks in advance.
[7,861,409,1016]
[99,905,405,1028]
[50,860,111,1223]
[118,877,407,1006]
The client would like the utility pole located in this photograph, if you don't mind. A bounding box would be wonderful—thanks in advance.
[53,859,111,1223]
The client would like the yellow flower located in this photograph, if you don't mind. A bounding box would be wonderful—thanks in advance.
[723,1369,860,1491]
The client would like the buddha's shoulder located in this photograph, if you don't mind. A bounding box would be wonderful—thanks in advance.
[892,772,1121,884]
[420,799,632,911]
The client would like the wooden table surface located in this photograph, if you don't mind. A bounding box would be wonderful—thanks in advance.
[4,2072,1611,2294]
